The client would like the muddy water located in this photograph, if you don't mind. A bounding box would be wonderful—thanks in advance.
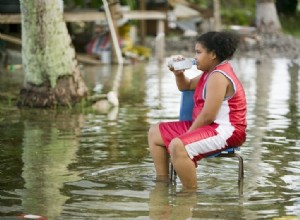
[0,58,299,219]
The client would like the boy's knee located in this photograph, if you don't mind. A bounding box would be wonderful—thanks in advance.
[148,124,163,146]
[148,124,158,139]
[169,138,186,159]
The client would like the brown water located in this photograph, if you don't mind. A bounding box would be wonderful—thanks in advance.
[0,58,299,219]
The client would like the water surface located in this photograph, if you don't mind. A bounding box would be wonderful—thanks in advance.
[0,57,299,219]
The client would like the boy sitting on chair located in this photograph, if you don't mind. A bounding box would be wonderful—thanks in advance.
[148,31,247,190]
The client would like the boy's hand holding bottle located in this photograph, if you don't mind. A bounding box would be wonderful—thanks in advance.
[167,56,196,72]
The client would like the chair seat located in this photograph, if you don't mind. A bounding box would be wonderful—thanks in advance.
[207,147,240,158]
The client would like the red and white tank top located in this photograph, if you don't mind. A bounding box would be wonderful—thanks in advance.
[192,61,247,133]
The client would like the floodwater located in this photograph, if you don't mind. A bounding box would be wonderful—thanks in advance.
[0,57,299,220]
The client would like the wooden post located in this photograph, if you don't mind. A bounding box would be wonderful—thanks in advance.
[103,0,123,64]
[213,0,221,31]
[155,19,165,62]
[139,0,146,45]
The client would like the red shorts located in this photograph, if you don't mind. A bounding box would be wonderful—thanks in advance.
[159,120,245,164]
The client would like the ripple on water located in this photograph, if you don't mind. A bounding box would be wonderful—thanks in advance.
[61,164,154,218]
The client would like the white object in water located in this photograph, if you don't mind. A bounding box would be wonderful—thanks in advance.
[107,91,119,107]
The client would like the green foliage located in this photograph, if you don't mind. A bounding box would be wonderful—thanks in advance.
[221,8,255,26]
[120,0,137,9]
[64,0,102,8]
[188,0,208,8]
[64,0,137,9]
[279,12,300,38]
[220,0,256,26]
[221,0,255,8]
[187,0,256,26]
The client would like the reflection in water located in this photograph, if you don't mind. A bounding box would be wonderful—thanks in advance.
[271,60,300,215]
[149,182,197,220]
[235,58,300,218]
[21,110,82,219]
[0,58,300,219]
[286,61,299,139]
[238,58,273,219]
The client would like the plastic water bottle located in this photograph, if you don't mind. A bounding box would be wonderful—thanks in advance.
[168,58,196,70]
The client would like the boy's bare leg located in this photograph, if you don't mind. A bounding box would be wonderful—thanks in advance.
[148,124,169,179]
[169,138,197,190]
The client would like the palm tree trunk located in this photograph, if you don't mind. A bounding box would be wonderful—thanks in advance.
[18,0,88,107]
[256,0,282,33]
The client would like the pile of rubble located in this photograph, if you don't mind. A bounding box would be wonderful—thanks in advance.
[163,33,300,61]
[237,33,300,60]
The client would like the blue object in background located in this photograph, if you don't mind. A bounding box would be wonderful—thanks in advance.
[179,90,195,121]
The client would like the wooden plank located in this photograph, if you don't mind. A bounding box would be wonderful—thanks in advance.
[0,10,166,24]
[0,14,21,24]
[0,33,21,45]
[123,10,166,20]
[0,11,106,24]
[64,11,106,22]
[76,54,101,65]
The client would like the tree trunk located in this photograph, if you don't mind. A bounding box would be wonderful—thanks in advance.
[256,0,282,33]
[213,0,221,31]
[18,0,88,107]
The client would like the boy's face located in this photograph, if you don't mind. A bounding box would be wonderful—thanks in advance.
[194,43,217,72]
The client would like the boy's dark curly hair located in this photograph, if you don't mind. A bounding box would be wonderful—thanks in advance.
[196,31,240,61]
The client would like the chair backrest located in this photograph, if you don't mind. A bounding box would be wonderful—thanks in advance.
[179,90,195,121]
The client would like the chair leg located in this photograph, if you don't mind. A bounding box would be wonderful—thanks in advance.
[170,163,177,183]
[217,151,244,182]
[234,153,244,182]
